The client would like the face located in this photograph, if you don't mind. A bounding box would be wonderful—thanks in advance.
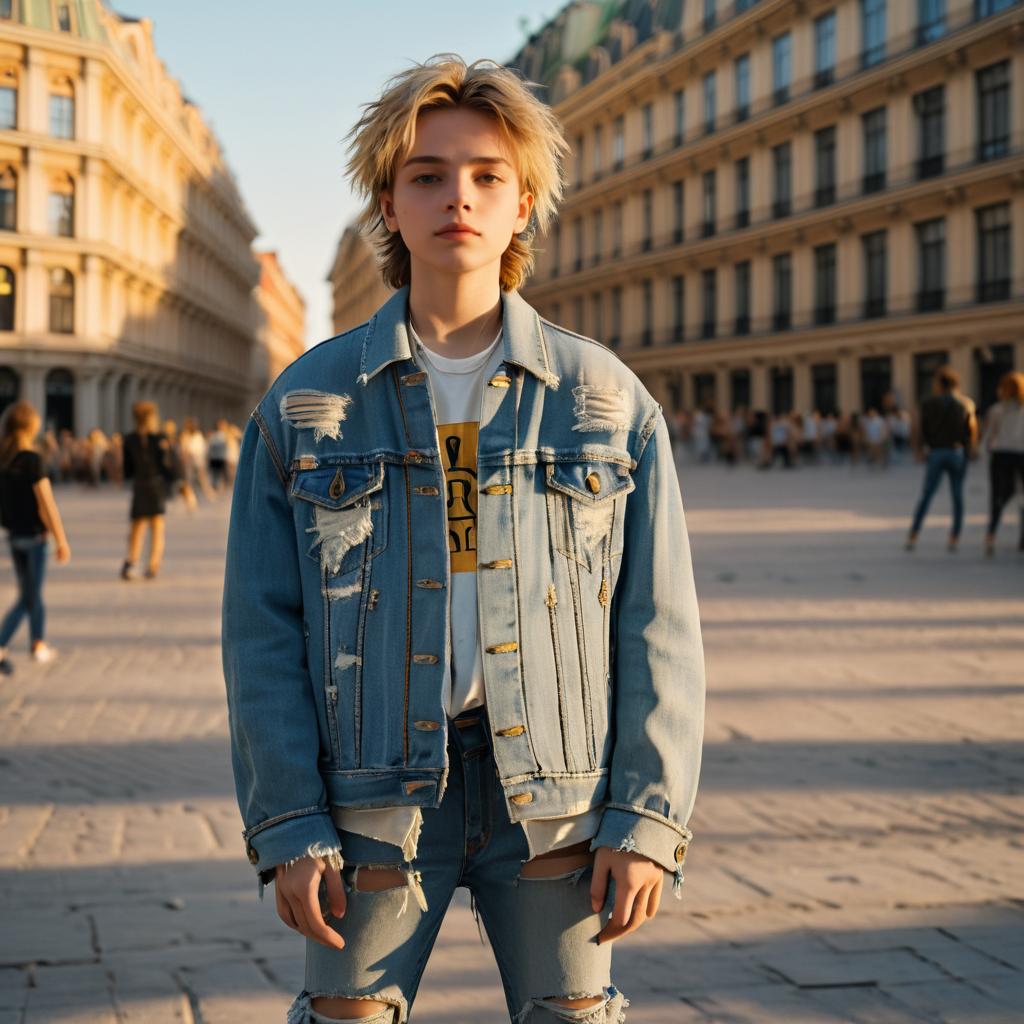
[380,106,534,282]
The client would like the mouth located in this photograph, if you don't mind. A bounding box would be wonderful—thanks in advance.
[436,225,479,239]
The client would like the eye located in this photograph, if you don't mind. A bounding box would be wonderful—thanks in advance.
[413,173,440,185]
[478,173,503,184]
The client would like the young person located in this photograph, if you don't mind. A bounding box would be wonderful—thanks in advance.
[981,370,1024,557]
[0,400,71,671]
[121,400,175,581]
[222,56,705,1024]
[906,366,978,553]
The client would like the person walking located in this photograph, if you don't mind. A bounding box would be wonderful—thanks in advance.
[120,400,175,581]
[981,370,1024,557]
[906,366,977,553]
[0,400,71,672]
[222,56,705,1024]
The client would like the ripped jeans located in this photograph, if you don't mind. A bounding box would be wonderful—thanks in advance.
[289,705,628,1024]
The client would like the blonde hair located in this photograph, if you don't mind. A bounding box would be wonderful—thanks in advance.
[997,370,1024,403]
[132,400,159,431]
[346,54,568,292]
[0,400,40,469]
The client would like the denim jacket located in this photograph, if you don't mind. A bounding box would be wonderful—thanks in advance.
[221,285,705,897]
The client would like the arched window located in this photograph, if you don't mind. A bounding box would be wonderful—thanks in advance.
[0,166,15,231]
[48,267,73,333]
[0,366,18,418]
[48,173,74,237]
[0,265,14,330]
[0,67,16,130]
[49,77,74,140]
[53,2,73,32]
[44,367,74,433]
[0,2,14,21]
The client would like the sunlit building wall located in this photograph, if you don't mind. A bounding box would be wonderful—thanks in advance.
[0,0,262,435]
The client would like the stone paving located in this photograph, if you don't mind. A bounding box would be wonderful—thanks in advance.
[0,457,1022,1023]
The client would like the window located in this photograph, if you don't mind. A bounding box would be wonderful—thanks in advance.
[772,33,792,106]
[814,11,837,88]
[702,169,716,237]
[812,363,838,416]
[0,166,15,231]
[860,356,892,412]
[915,217,945,310]
[574,134,584,186]
[0,1,12,18]
[672,275,685,341]
[610,285,622,347]
[861,0,886,68]
[814,243,837,323]
[49,91,74,139]
[735,54,751,122]
[612,201,623,258]
[862,106,887,193]
[976,202,1011,302]
[672,180,684,243]
[703,71,716,134]
[48,267,74,333]
[0,266,14,331]
[814,126,836,206]
[772,253,792,330]
[592,209,603,265]
[572,217,583,272]
[593,124,603,177]
[771,367,794,415]
[48,175,74,237]
[641,279,653,345]
[0,82,15,130]
[731,369,751,411]
[642,103,654,160]
[862,229,888,317]
[642,188,653,251]
[976,0,1016,16]
[772,142,791,219]
[612,115,625,170]
[735,260,751,335]
[56,4,71,31]
[977,61,1009,162]
[914,85,945,179]
[591,292,603,341]
[573,296,584,333]
[917,0,946,43]
[701,268,716,338]
[674,89,685,146]
[551,221,561,277]
[735,157,750,228]
[703,0,716,31]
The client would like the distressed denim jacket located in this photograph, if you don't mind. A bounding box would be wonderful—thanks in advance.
[221,285,705,898]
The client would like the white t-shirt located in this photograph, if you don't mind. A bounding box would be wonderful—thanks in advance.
[331,320,603,862]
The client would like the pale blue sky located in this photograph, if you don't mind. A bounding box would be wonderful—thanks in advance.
[118,1,557,344]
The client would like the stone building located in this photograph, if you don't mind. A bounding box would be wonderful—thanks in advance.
[326,222,392,336]
[512,0,1024,416]
[253,250,305,409]
[0,0,263,435]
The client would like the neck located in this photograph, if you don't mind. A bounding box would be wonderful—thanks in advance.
[407,260,502,358]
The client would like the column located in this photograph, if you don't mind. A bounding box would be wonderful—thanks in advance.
[750,362,768,411]
[890,349,913,410]
[793,359,811,414]
[21,365,46,415]
[837,353,859,414]
[75,370,101,436]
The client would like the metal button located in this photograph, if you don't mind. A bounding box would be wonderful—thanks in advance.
[585,471,601,494]
[402,370,427,385]
[510,792,533,805]
[488,374,511,388]
[328,468,345,499]
[674,842,687,865]
[496,725,525,736]
[485,641,518,654]
[481,559,513,570]
[414,720,441,730]
[412,653,439,664]
[247,846,259,865]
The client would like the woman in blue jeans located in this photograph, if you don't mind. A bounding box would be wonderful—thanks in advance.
[0,400,71,672]
[906,366,978,553]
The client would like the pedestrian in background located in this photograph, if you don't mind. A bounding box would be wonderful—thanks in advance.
[120,400,175,581]
[981,370,1024,558]
[0,400,71,673]
[906,366,977,553]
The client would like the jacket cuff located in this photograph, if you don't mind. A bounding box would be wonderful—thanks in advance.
[590,806,693,900]
[243,809,343,900]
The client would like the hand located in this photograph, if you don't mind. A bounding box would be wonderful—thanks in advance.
[275,854,347,950]
[55,540,71,564]
[590,846,663,945]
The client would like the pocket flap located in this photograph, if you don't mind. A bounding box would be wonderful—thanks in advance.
[544,460,635,505]
[290,462,385,509]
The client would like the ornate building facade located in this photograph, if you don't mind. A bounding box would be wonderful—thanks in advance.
[326,222,392,336]
[253,249,305,408]
[0,0,263,435]
[513,0,1024,416]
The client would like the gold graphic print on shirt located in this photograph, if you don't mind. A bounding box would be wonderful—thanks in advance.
[440,423,478,574]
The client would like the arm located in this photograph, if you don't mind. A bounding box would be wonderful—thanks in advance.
[590,407,706,896]
[221,410,343,899]
[32,477,70,561]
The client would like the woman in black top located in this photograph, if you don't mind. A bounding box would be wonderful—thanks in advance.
[121,400,177,581]
[0,400,71,673]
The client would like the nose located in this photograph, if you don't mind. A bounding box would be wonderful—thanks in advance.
[445,169,473,212]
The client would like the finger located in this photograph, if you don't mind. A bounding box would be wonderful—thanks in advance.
[276,878,297,931]
[598,878,638,945]
[299,878,345,950]
[323,865,347,919]
[590,860,609,913]
[610,883,651,943]
[646,874,663,918]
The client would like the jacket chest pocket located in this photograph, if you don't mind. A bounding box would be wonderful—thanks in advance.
[544,459,634,573]
[291,461,389,578]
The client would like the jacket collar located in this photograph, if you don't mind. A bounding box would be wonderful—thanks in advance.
[357,285,560,389]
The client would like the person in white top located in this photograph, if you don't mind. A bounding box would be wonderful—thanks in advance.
[982,370,1024,557]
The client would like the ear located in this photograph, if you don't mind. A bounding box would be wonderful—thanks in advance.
[514,191,534,235]
[380,190,399,232]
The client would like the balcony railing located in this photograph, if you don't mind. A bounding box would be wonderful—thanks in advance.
[863,296,888,318]
[814,305,836,325]
[916,154,945,179]
[977,278,1011,302]
[916,287,946,311]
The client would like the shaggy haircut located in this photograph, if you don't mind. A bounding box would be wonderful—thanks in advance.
[345,54,568,292]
